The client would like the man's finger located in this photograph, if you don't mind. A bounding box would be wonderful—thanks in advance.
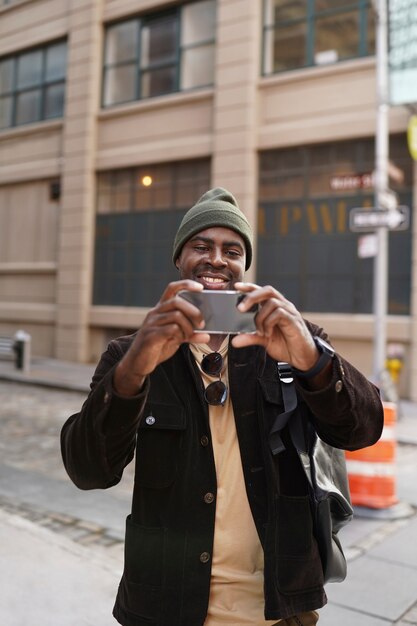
[191,332,211,344]
[160,279,203,302]
[231,333,267,349]
[237,285,282,311]
[234,282,259,292]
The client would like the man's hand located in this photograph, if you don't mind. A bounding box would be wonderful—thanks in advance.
[231,282,320,371]
[114,280,210,396]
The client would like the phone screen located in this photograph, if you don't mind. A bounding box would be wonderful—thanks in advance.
[179,290,258,334]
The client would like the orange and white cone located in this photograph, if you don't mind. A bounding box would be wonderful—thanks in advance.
[345,402,397,509]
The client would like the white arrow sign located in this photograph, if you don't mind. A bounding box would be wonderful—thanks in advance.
[349,206,410,231]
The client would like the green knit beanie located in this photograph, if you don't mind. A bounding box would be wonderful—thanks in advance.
[172,187,253,270]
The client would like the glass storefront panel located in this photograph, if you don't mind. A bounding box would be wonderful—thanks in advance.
[94,159,211,307]
[258,137,412,315]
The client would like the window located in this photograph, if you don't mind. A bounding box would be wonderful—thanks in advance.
[263,0,375,75]
[103,0,216,107]
[0,40,67,130]
[257,137,412,315]
[94,159,211,307]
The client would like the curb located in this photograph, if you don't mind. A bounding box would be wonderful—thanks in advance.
[0,372,90,393]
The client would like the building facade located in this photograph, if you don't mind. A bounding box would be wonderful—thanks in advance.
[1,0,416,398]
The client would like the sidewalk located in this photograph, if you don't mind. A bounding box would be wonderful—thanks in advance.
[1,356,417,625]
[0,356,94,393]
[0,509,121,626]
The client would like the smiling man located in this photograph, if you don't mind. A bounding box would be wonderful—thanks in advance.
[61,188,383,626]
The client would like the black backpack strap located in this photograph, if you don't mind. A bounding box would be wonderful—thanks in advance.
[269,362,298,455]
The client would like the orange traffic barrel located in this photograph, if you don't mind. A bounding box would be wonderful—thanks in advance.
[345,402,397,509]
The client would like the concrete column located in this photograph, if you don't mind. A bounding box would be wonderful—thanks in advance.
[212,0,262,281]
[55,0,103,362]
[408,159,417,400]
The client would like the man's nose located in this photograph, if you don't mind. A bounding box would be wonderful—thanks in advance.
[210,248,227,266]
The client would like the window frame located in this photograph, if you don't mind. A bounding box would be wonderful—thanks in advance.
[139,9,181,99]
[262,0,375,76]
[102,0,216,108]
[0,39,67,130]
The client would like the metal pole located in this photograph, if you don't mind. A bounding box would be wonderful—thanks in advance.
[373,0,389,384]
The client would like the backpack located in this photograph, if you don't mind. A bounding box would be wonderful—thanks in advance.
[269,362,353,584]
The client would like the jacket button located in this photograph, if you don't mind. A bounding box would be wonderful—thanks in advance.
[203,492,215,504]
[145,416,156,425]
[200,435,209,447]
[335,380,343,393]
[199,551,211,563]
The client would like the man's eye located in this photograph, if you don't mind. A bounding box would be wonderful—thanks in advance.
[195,245,208,252]
[227,250,241,257]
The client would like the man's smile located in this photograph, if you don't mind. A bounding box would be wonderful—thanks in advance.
[198,274,230,289]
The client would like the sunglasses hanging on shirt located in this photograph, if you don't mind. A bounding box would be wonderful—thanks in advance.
[201,352,228,406]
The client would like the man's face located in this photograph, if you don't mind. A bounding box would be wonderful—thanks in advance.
[176,227,246,290]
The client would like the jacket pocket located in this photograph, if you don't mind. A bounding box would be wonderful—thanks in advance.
[277,495,312,555]
[273,494,323,594]
[136,403,186,488]
[118,515,165,620]
[259,377,283,407]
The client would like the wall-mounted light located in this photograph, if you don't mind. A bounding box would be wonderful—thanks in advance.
[141,175,153,187]
[49,179,61,200]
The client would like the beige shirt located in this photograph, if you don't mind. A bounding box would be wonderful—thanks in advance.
[190,338,278,626]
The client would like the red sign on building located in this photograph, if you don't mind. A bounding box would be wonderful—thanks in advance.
[330,172,374,191]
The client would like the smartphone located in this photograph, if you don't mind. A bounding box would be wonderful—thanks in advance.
[179,290,258,334]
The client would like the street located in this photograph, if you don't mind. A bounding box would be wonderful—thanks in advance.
[1,379,417,625]
[0,381,135,540]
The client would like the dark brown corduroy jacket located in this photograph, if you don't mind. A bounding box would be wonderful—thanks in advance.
[61,323,383,626]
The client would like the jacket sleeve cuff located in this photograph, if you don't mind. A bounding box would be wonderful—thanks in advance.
[294,355,352,421]
[96,365,150,434]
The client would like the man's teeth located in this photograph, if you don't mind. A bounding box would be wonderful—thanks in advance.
[204,277,225,283]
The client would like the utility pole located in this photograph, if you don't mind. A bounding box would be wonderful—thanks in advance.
[373,0,389,384]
